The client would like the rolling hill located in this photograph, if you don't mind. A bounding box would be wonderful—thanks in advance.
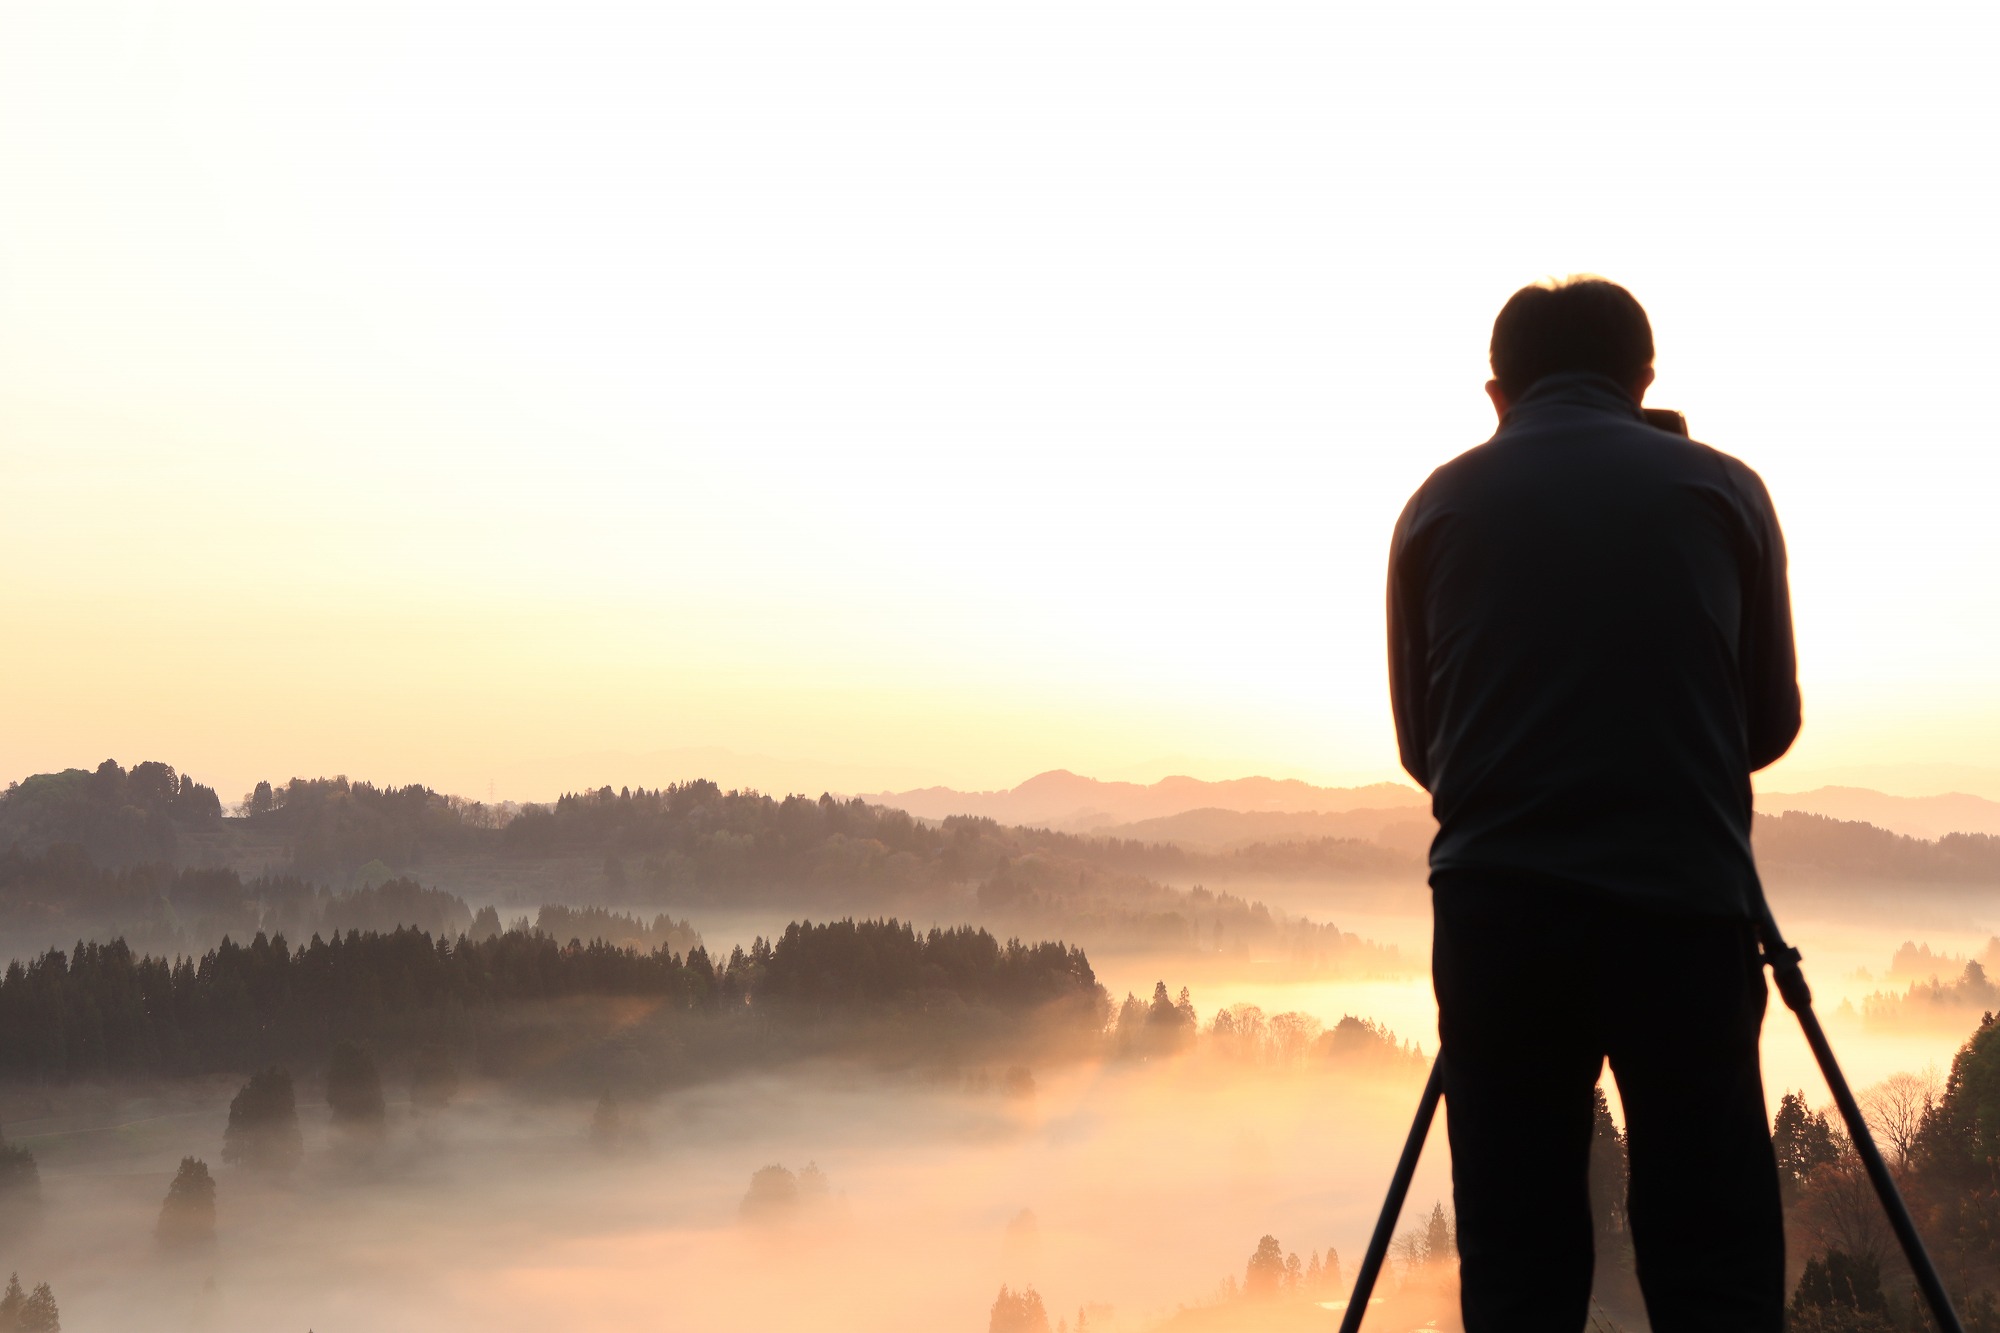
[859,769,1428,831]
[1756,786,2000,840]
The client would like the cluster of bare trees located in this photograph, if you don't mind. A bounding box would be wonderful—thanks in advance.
[1208,1004,1330,1064]
[1773,1067,1946,1272]
[1861,1068,1942,1168]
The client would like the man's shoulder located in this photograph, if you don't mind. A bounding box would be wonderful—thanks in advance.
[1419,430,1508,488]
[1396,436,1511,535]
[1398,421,1780,551]
[1686,435,1768,488]
[1671,432,1779,519]
[1434,416,1767,490]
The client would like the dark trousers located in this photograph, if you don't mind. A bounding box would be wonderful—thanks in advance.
[1432,877,1786,1333]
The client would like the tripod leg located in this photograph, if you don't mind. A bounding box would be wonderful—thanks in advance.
[1758,907,1965,1333]
[1338,1057,1445,1333]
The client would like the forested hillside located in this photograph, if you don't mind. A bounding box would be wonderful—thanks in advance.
[1754,810,2000,882]
[3,766,1416,893]
[13,761,1999,889]
[0,761,222,867]
[9,763,1999,981]
[0,919,1105,1085]
[0,845,469,960]
[1777,1010,2000,1326]
[1,769,1419,967]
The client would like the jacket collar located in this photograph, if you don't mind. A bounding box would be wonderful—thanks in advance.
[1502,371,1644,429]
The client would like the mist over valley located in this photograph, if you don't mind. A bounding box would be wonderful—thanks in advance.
[1,759,1998,1330]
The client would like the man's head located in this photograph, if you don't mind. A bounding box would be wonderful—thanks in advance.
[1487,276,1655,418]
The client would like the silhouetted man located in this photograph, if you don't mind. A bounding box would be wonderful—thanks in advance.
[1387,277,1799,1332]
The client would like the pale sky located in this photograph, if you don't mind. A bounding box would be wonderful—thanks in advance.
[4,0,1997,804]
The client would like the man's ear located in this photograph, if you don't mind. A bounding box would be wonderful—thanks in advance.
[1485,379,1510,422]
[1633,366,1656,404]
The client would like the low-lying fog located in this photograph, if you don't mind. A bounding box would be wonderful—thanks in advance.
[17,1047,1441,1330]
[11,886,1993,1333]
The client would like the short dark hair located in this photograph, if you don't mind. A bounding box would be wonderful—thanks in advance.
[1489,277,1654,398]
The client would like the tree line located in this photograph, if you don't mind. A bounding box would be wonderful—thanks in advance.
[12,764,2000,916]
[4,798,1407,977]
[1862,961,2000,1029]
[0,844,474,960]
[1888,939,2000,984]
[0,917,1104,1082]
[5,763,1418,918]
[528,904,701,957]
[1755,811,2000,885]
[1099,979,1427,1071]
[506,784,1415,898]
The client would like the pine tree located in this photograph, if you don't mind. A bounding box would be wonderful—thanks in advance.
[223,1067,304,1173]
[739,1165,799,1221]
[1588,1086,1638,1301]
[18,1281,58,1332]
[1423,1201,1453,1264]
[1789,1250,1892,1332]
[1113,992,1146,1057]
[1245,1235,1285,1297]
[156,1157,216,1249]
[987,1285,1051,1333]
[1587,1087,1629,1231]
[469,905,503,941]
[0,1131,42,1240]
[0,1275,22,1323]
[1772,1091,1840,1195]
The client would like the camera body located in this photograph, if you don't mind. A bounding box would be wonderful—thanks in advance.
[1642,407,1689,436]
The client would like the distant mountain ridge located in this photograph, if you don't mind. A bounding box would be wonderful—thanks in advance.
[1757,787,2000,841]
[1086,806,1438,858]
[11,760,2000,911]
[858,769,1429,832]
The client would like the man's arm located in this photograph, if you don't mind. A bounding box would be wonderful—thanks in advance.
[1387,488,1433,790]
[1737,468,1802,770]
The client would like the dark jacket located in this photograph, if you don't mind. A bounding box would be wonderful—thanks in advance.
[1387,372,1800,916]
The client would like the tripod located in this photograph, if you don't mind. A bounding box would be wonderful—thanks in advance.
[1336,904,1965,1333]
